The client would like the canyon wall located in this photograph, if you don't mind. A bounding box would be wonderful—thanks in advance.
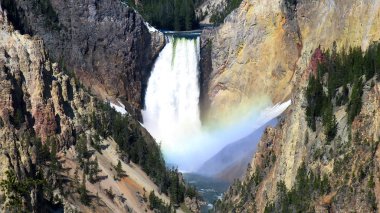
[202,0,380,125]
[205,0,380,211]
[216,69,380,212]
[0,7,187,212]
[1,0,165,115]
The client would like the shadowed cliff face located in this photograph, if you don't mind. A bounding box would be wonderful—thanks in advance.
[0,0,165,115]
[201,0,380,125]
[0,8,181,212]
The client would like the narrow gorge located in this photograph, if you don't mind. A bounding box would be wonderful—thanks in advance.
[0,0,380,212]
[141,31,292,208]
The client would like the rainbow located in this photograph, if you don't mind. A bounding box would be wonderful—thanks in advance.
[142,34,292,172]
[162,99,292,172]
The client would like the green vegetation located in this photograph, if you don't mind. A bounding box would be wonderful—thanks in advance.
[90,133,102,154]
[322,101,337,141]
[75,134,101,186]
[167,168,186,204]
[185,185,198,198]
[91,102,167,186]
[123,0,199,31]
[0,132,62,211]
[149,191,171,212]
[76,135,89,167]
[0,170,45,210]
[213,166,263,212]
[149,186,198,212]
[34,136,63,201]
[90,101,197,206]
[332,133,379,211]
[78,173,90,205]
[215,42,380,213]
[264,163,330,212]
[305,73,337,139]
[209,0,243,24]
[114,160,127,180]
[306,42,380,136]
[88,157,101,183]
[347,79,363,123]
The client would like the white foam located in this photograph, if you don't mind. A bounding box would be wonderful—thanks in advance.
[110,101,128,115]
[142,36,202,156]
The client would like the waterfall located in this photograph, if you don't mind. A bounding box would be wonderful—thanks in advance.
[142,35,202,166]
[143,34,292,172]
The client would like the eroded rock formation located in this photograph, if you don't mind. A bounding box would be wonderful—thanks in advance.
[207,0,380,211]
[1,0,165,115]
[201,0,380,125]
[0,7,188,212]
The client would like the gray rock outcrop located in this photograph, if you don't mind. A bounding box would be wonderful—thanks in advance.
[1,0,165,114]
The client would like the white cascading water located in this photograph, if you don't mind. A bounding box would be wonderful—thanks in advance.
[143,34,292,171]
[142,35,202,166]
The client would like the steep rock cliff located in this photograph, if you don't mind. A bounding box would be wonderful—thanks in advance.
[201,0,380,125]
[0,7,195,213]
[216,69,380,212]
[0,0,165,115]
[203,0,380,211]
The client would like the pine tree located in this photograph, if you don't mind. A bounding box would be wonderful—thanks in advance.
[76,135,88,167]
[91,134,102,154]
[322,101,337,141]
[88,157,100,183]
[305,75,324,131]
[347,79,363,123]
[49,137,60,172]
[115,160,126,180]
[78,173,90,205]
[149,191,157,209]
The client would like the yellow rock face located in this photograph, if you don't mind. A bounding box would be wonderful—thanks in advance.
[205,0,380,125]
[209,1,380,211]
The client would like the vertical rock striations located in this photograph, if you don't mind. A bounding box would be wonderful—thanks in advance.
[201,0,380,211]
[216,73,380,212]
[0,7,195,213]
[0,0,165,115]
[0,7,87,210]
[201,0,380,125]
